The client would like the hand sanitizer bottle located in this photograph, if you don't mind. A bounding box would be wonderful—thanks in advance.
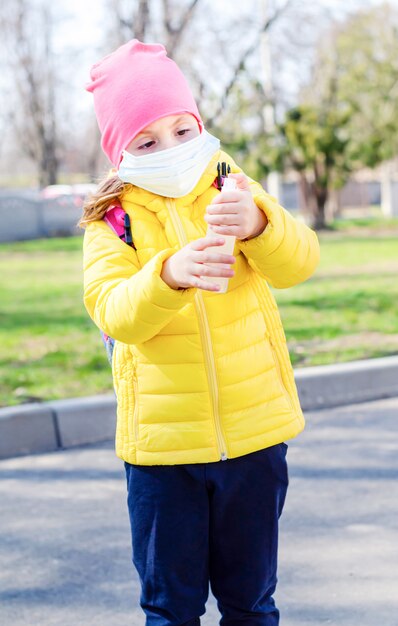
[203,176,237,293]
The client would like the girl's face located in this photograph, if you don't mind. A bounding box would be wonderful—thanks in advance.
[126,113,200,156]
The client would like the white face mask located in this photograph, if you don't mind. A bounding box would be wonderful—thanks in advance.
[117,129,220,198]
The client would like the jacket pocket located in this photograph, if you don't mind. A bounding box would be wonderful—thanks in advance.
[131,367,139,442]
[267,334,294,412]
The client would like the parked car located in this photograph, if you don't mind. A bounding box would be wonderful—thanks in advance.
[40,184,73,199]
[40,183,96,208]
[70,183,97,208]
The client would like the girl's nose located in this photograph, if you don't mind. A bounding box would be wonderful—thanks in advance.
[162,136,180,150]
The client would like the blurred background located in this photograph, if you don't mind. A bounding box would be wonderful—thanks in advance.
[1,0,398,407]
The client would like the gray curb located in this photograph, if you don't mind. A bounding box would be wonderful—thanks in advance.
[1,356,398,460]
[0,395,116,460]
[294,355,398,410]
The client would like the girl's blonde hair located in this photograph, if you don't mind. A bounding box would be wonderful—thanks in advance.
[77,174,133,229]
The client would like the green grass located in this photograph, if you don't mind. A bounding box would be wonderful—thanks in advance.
[274,231,398,366]
[1,225,398,407]
[0,235,109,407]
[330,215,398,231]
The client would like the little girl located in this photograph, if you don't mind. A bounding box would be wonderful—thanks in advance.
[80,39,319,626]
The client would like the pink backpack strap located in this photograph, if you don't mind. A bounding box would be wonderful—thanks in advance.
[103,201,135,249]
[104,202,126,237]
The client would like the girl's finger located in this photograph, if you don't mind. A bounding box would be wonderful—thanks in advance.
[210,193,240,205]
[205,214,240,226]
[227,172,251,191]
[209,225,240,236]
[190,237,225,251]
[192,263,234,278]
[189,276,222,292]
[192,251,235,264]
[206,203,239,214]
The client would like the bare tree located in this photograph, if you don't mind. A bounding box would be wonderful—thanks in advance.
[102,0,294,124]
[206,2,294,130]
[161,0,200,56]
[0,0,59,187]
[104,0,201,54]
[106,0,151,45]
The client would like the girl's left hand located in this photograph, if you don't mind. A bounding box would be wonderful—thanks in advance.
[204,173,268,240]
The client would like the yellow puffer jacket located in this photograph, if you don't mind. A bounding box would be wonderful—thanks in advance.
[83,149,320,465]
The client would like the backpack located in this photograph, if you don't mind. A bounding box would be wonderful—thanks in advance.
[100,161,229,364]
[101,201,136,364]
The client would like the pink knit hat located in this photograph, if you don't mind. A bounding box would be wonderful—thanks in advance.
[86,39,203,166]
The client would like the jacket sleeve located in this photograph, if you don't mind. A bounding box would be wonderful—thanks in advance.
[237,178,320,288]
[224,150,320,288]
[82,220,196,344]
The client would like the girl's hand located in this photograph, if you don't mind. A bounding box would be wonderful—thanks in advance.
[161,237,235,292]
[204,173,268,240]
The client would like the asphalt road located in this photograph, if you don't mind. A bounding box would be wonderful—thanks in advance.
[1,397,397,626]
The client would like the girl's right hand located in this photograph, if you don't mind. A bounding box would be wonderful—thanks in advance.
[161,237,236,292]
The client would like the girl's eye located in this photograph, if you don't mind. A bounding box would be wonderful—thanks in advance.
[177,129,190,136]
[138,140,155,150]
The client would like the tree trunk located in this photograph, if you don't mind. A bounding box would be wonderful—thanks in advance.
[312,191,327,230]
[3,1,60,189]
[298,172,328,229]
[325,187,342,222]
[42,154,58,186]
[298,174,316,219]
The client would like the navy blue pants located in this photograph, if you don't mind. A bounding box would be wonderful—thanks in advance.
[124,443,289,626]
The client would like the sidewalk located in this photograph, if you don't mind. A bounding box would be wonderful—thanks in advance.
[1,397,397,625]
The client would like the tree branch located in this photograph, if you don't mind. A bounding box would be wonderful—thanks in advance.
[162,0,201,56]
[206,0,294,127]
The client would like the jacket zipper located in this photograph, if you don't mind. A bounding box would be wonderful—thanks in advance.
[165,198,228,461]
